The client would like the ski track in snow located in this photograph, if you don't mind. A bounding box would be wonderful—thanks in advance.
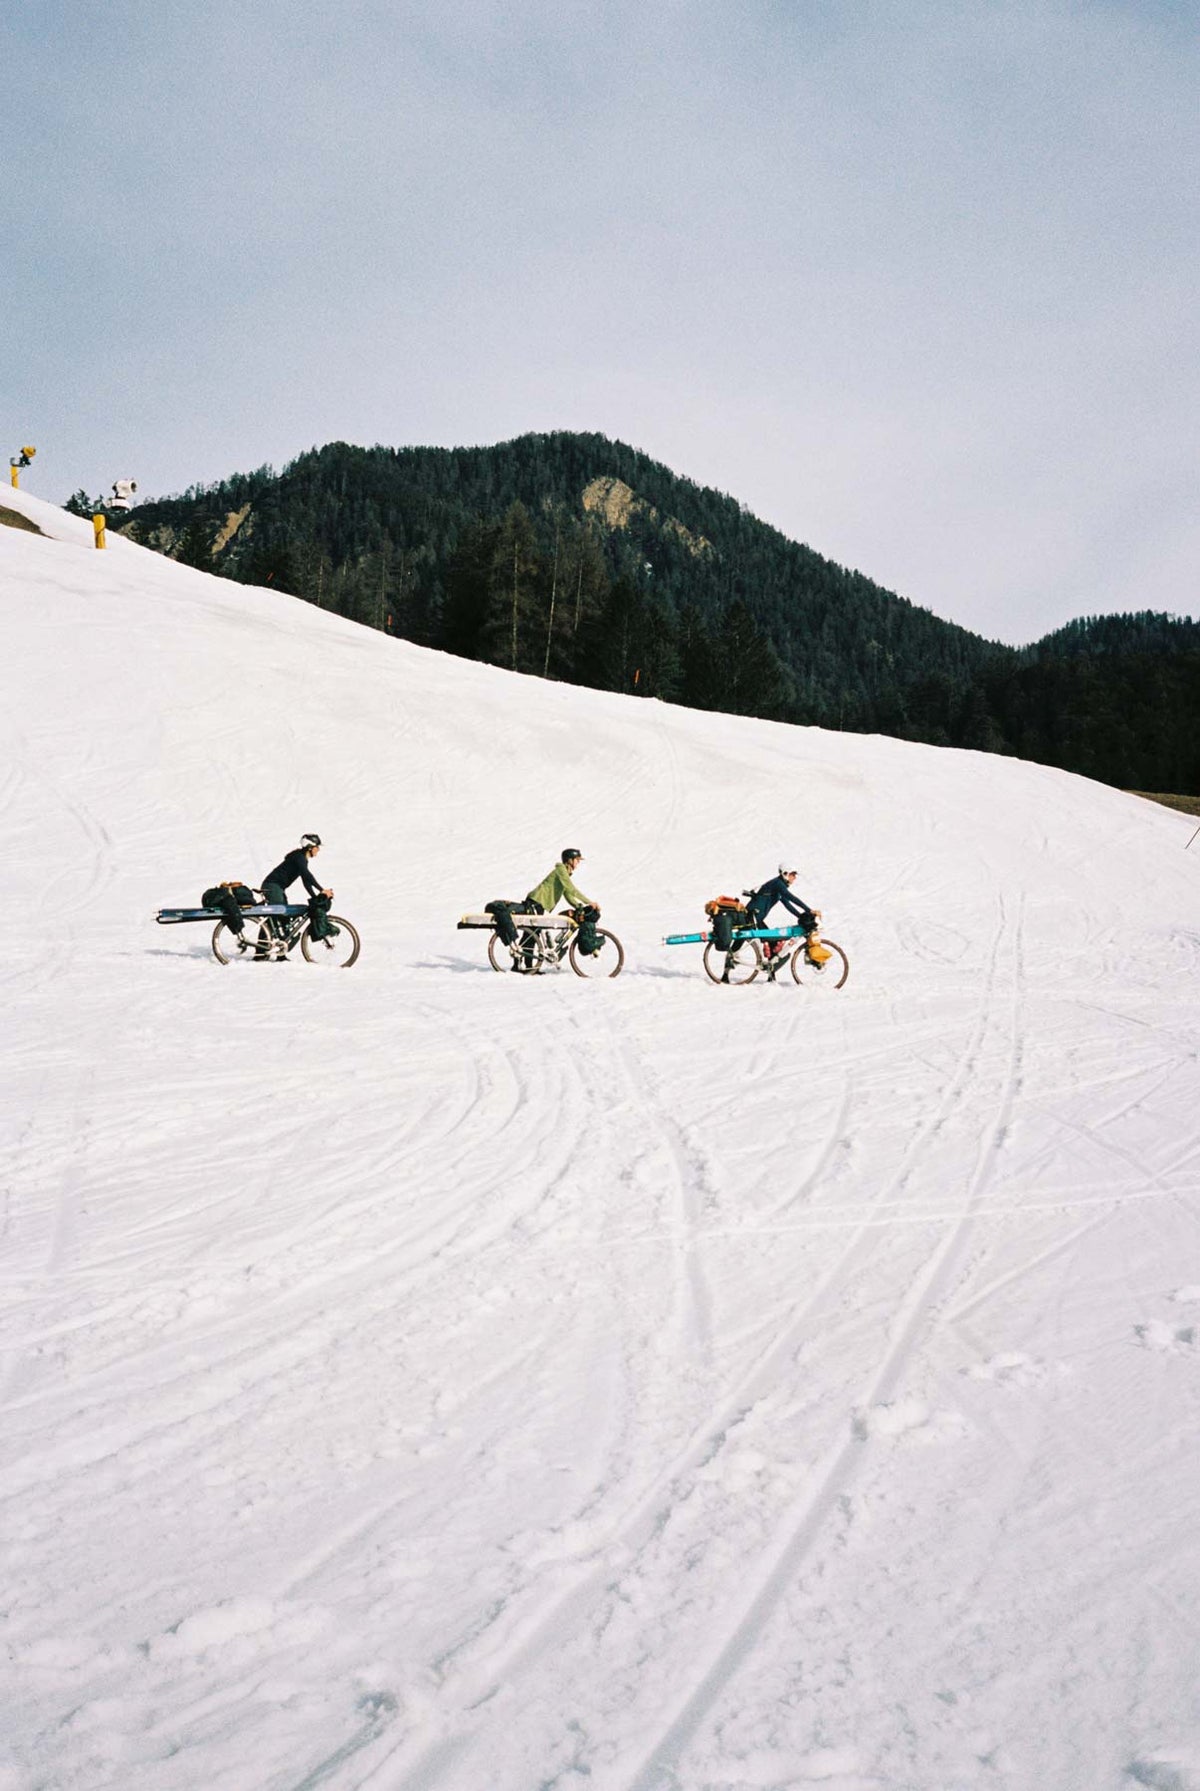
[3,495,1200,1790]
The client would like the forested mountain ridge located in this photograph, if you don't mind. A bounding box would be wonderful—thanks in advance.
[105,434,994,718]
[77,432,1200,794]
[1031,612,1200,659]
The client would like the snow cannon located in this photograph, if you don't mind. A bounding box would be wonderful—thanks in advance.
[9,445,35,487]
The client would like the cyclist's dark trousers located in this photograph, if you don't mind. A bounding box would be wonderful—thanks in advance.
[261,880,287,943]
[486,899,542,948]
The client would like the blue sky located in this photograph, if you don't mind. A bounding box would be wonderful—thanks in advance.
[4,0,1197,642]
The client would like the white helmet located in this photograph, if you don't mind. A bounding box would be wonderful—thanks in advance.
[778,859,799,876]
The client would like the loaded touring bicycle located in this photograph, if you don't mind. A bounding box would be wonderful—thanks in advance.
[457,907,625,977]
[664,893,848,988]
[156,885,361,967]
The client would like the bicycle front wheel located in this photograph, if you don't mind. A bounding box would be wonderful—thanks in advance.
[569,928,624,979]
[703,938,760,985]
[791,938,849,990]
[300,916,361,967]
[212,919,273,964]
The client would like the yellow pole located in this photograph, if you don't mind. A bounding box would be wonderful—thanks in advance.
[9,464,16,489]
[93,512,106,550]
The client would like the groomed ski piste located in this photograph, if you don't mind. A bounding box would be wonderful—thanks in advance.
[4,484,1200,1791]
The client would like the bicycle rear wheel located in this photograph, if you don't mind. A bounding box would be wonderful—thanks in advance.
[703,938,760,984]
[569,928,624,979]
[790,938,849,990]
[488,929,543,972]
[300,916,361,967]
[212,919,274,964]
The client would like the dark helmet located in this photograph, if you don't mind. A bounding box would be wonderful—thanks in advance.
[302,833,322,849]
[561,846,582,862]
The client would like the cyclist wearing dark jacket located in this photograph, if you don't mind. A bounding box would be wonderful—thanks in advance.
[744,861,833,968]
[260,834,331,910]
[747,862,817,933]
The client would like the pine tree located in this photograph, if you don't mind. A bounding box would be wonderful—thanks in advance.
[442,522,496,660]
[716,601,787,718]
[175,518,214,570]
[480,503,540,673]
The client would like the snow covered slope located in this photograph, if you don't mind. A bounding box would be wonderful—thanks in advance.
[4,484,1200,1791]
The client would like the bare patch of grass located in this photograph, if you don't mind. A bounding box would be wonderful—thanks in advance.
[0,502,44,535]
[1131,791,1200,817]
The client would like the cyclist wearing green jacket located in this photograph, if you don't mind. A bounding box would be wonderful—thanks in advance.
[486,848,598,970]
[526,848,595,915]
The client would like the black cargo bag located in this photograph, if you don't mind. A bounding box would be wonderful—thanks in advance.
[485,900,519,947]
[575,905,601,954]
[711,908,738,951]
[201,884,254,934]
[486,899,540,947]
[307,892,341,941]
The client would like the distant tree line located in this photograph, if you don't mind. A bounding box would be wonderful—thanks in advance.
[88,433,1200,795]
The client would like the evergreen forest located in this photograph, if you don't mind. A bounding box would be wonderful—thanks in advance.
[73,433,1200,796]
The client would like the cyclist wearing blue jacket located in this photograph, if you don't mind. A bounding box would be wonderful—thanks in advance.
[746,861,817,933]
[746,860,832,966]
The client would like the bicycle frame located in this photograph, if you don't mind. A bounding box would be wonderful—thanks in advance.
[513,913,577,971]
[244,911,308,959]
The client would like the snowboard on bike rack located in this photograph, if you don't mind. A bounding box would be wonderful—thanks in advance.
[456,913,566,930]
[156,904,308,925]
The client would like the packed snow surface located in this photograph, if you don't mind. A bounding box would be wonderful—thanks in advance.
[4,487,1200,1791]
